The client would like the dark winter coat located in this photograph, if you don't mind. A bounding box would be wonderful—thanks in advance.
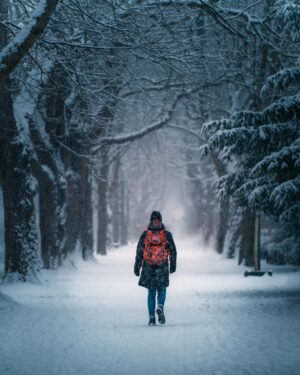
[134,223,177,289]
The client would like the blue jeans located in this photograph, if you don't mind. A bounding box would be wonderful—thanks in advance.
[147,288,166,316]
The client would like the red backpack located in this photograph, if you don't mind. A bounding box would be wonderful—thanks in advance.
[143,230,169,265]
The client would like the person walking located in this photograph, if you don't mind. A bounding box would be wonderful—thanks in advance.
[134,211,177,326]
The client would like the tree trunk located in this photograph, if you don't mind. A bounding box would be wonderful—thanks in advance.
[239,208,255,267]
[29,62,68,268]
[0,78,40,280]
[216,196,230,254]
[120,171,128,246]
[0,3,39,280]
[226,204,242,259]
[253,212,261,271]
[29,118,66,268]
[62,127,82,256]
[38,177,63,268]
[97,147,109,255]
[79,150,94,260]
[65,168,81,255]
[210,153,230,254]
[110,159,121,246]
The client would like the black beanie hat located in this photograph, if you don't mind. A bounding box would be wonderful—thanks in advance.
[150,211,162,221]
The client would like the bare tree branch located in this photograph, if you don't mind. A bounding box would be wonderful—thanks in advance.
[95,91,185,148]
[0,0,61,79]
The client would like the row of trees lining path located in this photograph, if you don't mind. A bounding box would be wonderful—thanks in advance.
[0,0,299,281]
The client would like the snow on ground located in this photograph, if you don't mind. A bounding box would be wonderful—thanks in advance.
[0,237,300,375]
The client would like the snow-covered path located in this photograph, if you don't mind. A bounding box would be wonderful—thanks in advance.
[1,238,300,375]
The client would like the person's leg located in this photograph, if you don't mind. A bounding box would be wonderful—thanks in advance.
[157,287,167,307]
[156,288,166,324]
[147,288,156,317]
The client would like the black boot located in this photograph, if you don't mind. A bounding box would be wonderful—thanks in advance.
[148,316,156,326]
[156,305,165,324]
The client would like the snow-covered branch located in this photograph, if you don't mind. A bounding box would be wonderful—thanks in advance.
[98,113,171,146]
[261,67,300,97]
[0,0,60,79]
[95,92,183,148]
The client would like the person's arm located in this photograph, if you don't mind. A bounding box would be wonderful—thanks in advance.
[166,232,177,273]
[134,231,146,276]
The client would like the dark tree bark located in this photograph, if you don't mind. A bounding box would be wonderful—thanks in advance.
[108,160,128,247]
[216,197,230,254]
[0,2,40,280]
[64,149,81,256]
[63,115,95,261]
[210,153,230,254]
[80,152,94,260]
[110,158,121,246]
[97,146,109,255]
[29,118,67,268]
[225,205,256,266]
[38,173,64,268]
[28,63,69,268]
[239,208,255,267]
[94,48,121,255]
[226,204,242,259]
[0,78,40,280]
[119,171,128,246]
